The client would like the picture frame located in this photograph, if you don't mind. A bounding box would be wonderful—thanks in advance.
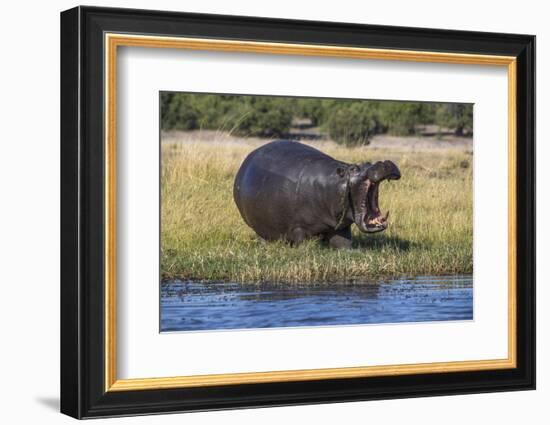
[60,5,535,419]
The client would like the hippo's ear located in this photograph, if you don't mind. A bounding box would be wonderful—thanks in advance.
[348,165,360,176]
[336,166,346,178]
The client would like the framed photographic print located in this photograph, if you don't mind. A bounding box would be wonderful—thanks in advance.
[60,6,535,419]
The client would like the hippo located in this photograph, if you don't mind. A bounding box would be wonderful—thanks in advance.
[233,140,401,248]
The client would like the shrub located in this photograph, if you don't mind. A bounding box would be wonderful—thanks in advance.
[435,104,473,136]
[294,99,329,125]
[326,102,378,146]
[160,92,199,130]
[232,97,293,137]
[160,93,474,141]
[377,102,433,136]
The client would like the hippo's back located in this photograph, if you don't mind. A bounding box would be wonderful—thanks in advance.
[233,140,332,240]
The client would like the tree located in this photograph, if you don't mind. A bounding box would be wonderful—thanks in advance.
[376,102,434,136]
[326,102,378,146]
[435,104,473,136]
[232,97,293,137]
[160,92,200,131]
[160,93,474,141]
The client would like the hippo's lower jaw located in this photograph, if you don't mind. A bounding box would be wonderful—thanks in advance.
[365,211,390,233]
[356,211,389,233]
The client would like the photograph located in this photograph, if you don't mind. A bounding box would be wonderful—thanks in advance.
[160,92,475,332]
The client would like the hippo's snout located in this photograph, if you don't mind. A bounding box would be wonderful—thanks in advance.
[366,160,401,183]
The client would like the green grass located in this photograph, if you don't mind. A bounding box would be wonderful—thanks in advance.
[161,139,473,283]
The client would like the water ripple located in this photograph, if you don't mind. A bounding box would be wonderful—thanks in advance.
[160,275,473,332]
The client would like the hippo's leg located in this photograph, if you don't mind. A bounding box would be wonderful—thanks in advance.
[326,227,353,249]
[289,227,308,246]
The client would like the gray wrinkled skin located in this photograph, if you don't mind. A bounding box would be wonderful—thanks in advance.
[233,140,401,248]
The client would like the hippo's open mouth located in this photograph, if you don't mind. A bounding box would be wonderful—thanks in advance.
[354,161,401,233]
[358,180,389,233]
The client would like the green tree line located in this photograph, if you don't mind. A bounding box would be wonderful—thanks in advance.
[161,93,473,146]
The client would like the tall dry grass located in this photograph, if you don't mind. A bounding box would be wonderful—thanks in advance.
[161,138,472,283]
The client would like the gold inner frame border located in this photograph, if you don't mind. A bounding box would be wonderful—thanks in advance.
[104,33,517,392]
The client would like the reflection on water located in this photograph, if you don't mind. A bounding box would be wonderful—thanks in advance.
[160,275,473,332]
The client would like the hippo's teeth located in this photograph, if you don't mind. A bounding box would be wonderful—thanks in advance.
[368,211,390,226]
[369,217,381,225]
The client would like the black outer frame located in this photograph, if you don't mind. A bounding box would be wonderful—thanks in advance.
[60,5,535,419]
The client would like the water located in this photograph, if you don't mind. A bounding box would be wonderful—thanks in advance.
[160,275,473,332]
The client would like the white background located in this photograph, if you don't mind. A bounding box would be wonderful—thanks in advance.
[118,47,508,379]
[0,0,546,424]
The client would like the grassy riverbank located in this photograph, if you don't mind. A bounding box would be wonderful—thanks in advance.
[161,133,473,283]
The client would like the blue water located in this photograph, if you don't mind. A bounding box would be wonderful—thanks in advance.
[160,275,473,332]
